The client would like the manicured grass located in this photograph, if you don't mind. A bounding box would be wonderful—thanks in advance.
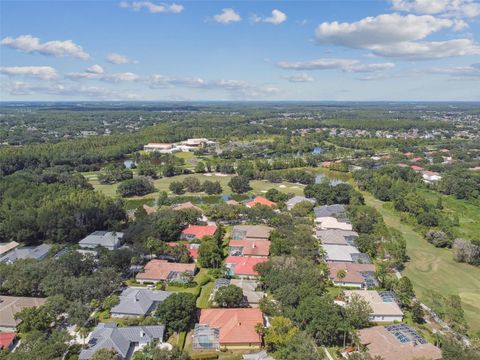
[86,172,306,199]
[363,192,480,334]
[197,281,214,309]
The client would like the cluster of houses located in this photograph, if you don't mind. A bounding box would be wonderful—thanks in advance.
[143,138,217,154]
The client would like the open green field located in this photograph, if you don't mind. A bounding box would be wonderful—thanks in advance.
[363,193,480,334]
[85,172,306,199]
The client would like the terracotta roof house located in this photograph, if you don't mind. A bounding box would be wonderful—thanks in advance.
[228,240,271,257]
[410,165,424,172]
[166,242,200,260]
[328,262,377,288]
[410,157,423,163]
[78,231,123,251]
[180,224,217,241]
[0,242,19,257]
[194,308,264,350]
[344,290,404,322]
[136,260,196,284]
[232,225,272,241]
[171,202,203,213]
[0,296,47,331]
[110,288,173,317]
[225,256,268,278]
[317,229,358,246]
[422,171,442,183]
[403,152,414,157]
[358,325,441,360]
[285,196,316,210]
[245,196,275,208]
[226,199,239,206]
[79,323,168,360]
[0,244,52,264]
[0,332,16,351]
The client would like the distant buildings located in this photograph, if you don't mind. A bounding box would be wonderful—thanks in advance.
[78,231,124,251]
[79,323,169,360]
[143,138,216,153]
[422,171,442,183]
[245,196,276,208]
[0,296,47,331]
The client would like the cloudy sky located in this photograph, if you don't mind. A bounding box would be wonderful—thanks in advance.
[1,0,479,101]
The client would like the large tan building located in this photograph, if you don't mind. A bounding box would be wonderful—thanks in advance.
[0,296,47,331]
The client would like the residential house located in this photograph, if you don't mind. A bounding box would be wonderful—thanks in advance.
[78,231,123,251]
[314,204,346,218]
[0,244,52,264]
[422,171,442,183]
[344,290,404,322]
[228,240,270,258]
[79,323,169,360]
[410,165,424,172]
[136,260,196,284]
[322,244,371,263]
[0,333,16,351]
[0,296,47,331]
[142,204,157,215]
[0,241,19,257]
[357,325,441,360]
[245,196,276,208]
[143,143,175,153]
[193,308,263,350]
[225,256,268,278]
[316,217,353,231]
[327,262,377,288]
[231,225,272,241]
[285,196,316,210]
[212,278,265,307]
[110,288,173,318]
[317,229,358,246]
[171,202,203,213]
[166,242,199,261]
[180,224,217,241]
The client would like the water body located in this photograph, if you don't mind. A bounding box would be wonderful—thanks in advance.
[315,173,344,186]
[124,160,135,169]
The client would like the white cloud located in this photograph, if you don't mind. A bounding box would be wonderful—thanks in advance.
[391,0,480,18]
[0,66,58,80]
[103,72,140,82]
[252,9,287,25]
[277,58,395,72]
[213,8,241,24]
[314,13,480,59]
[430,63,480,77]
[86,64,105,74]
[283,73,314,82]
[0,35,90,60]
[120,1,183,14]
[106,53,138,64]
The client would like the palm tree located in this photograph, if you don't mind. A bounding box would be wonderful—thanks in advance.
[78,326,90,347]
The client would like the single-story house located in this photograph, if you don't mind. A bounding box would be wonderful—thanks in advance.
[228,240,271,257]
[357,325,441,360]
[79,323,169,360]
[171,202,203,213]
[322,244,371,263]
[327,262,377,288]
[180,224,217,241]
[136,260,196,284]
[212,278,265,307]
[193,308,263,350]
[0,296,47,331]
[243,351,274,360]
[422,171,442,183]
[317,229,358,246]
[316,217,353,231]
[410,165,424,172]
[344,290,404,323]
[231,225,272,241]
[245,196,275,208]
[225,256,268,278]
[143,143,175,153]
[166,242,200,261]
[0,241,19,257]
[0,333,16,351]
[0,244,52,264]
[285,196,316,210]
[78,231,123,251]
[314,204,346,218]
[110,288,173,318]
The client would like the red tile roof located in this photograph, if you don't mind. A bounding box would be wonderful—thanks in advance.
[166,242,199,259]
[136,259,196,282]
[198,308,263,345]
[229,240,271,257]
[0,333,15,350]
[403,152,414,157]
[410,165,424,172]
[410,157,423,162]
[246,196,275,208]
[225,256,268,276]
[181,225,217,239]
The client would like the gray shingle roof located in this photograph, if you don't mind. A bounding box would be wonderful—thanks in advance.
[314,204,346,218]
[0,244,52,264]
[78,231,123,250]
[111,288,172,316]
[79,323,165,360]
[286,196,316,209]
[317,229,358,245]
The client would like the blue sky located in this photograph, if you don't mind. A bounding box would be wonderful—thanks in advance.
[1,0,479,101]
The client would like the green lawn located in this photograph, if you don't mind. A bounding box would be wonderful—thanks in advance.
[197,282,214,309]
[363,193,480,334]
[86,172,306,199]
